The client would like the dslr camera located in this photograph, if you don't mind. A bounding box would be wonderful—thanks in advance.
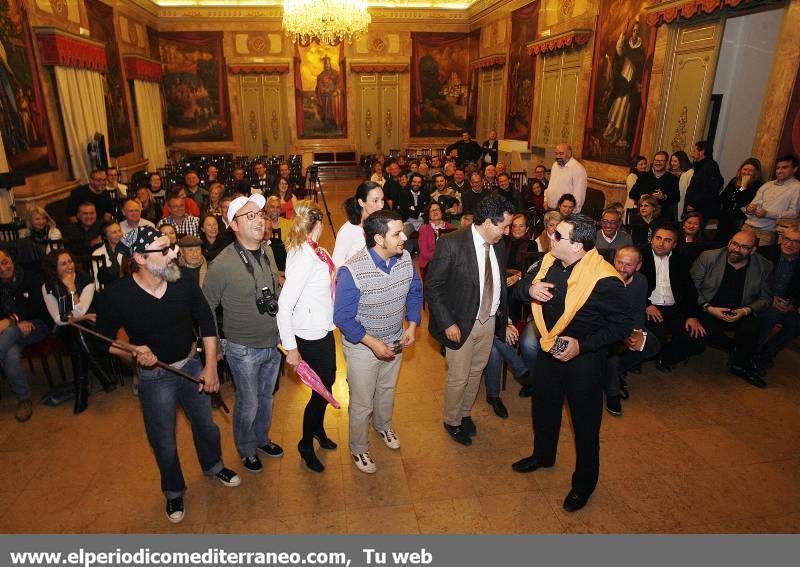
[256,286,279,316]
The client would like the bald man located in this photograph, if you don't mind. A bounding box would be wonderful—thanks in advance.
[544,143,587,213]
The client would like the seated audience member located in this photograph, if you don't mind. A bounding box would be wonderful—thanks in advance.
[250,161,272,194]
[430,174,462,220]
[332,181,385,266]
[120,199,155,233]
[536,211,563,254]
[42,249,115,415]
[418,202,454,278]
[146,172,165,198]
[14,207,62,272]
[62,202,104,268]
[717,158,763,242]
[449,168,468,193]
[159,223,178,247]
[200,214,230,263]
[505,213,536,274]
[642,225,705,371]
[756,226,800,372]
[405,160,419,181]
[265,196,290,272]
[220,196,233,229]
[604,246,661,416]
[430,155,443,175]
[203,183,225,217]
[532,164,549,190]
[675,212,709,265]
[442,161,456,184]
[177,235,208,287]
[628,195,661,249]
[67,169,115,223]
[91,221,124,289]
[483,164,498,191]
[630,151,680,221]
[493,173,515,208]
[743,154,800,247]
[691,230,773,388]
[158,195,200,237]
[273,177,298,220]
[460,172,487,216]
[370,162,387,187]
[521,180,546,218]
[399,173,428,249]
[105,166,128,198]
[382,162,403,211]
[0,249,51,422]
[595,207,633,263]
[136,187,162,224]
[556,193,576,218]
[418,163,431,182]
[204,164,221,187]
[161,186,201,219]
[460,213,474,228]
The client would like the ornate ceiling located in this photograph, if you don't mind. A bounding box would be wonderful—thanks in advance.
[152,1,477,7]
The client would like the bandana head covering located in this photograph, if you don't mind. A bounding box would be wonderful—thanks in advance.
[118,226,162,257]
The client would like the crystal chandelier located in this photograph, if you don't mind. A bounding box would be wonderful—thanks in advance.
[283,0,372,45]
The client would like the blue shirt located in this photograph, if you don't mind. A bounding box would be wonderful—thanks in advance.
[333,247,423,344]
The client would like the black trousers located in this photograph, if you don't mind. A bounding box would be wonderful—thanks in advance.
[699,312,760,366]
[296,332,337,446]
[645,305,704,365]
[531,350,603,496]
[604,333,662,398]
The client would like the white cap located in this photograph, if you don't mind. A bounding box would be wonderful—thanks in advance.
[227,193,266,225]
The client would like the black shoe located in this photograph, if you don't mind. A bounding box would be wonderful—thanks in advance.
[487,397,509,419]
[314,433,337,451]
[242,455,263,473]
[443,422,472,446]
[298,441,325,473]
[729,363,767,389]
[605,396,622,417]
[518,384,535,397]
[165,496,185,523]
[654,358,673,373]
[511,456,554,473]
[257,442,284,458]
[562,490,590,512]
[460,416,477,436]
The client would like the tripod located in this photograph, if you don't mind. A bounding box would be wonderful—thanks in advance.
[305,165,336,237]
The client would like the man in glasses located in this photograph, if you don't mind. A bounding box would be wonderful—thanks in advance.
[97,226,241,524]
[510,214,630,513]
[691,230,773,387]
[594,207,633,263]
[203,194,285,475]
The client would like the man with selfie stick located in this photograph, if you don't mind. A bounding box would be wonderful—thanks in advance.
[510,214,630,513]
[333,210,423,474]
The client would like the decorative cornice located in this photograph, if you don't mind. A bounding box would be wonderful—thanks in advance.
[469,55,505,70]
[122,55,164,81]
[350,63,409,73]
[527,29,592,56]
[228,63,290,73]
[644,0,779,27]
[156,6,471,22]
[34,28,108,72]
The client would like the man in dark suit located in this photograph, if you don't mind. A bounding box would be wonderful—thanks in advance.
[683,140,724,220]
[510,214,631,512]
[398,174,429,254]
[640,224,706,371]
[426,196,514,446]
[383,162,403,211]
[481,130,499,168]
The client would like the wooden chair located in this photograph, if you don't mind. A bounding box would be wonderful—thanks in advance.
[0,223,21,242]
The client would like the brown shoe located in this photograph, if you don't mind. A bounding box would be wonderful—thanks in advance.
[15,399,32,422]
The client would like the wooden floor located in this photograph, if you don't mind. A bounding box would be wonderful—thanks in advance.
[1,179,799,534]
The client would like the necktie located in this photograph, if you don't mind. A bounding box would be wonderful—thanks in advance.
[478,242,493,323]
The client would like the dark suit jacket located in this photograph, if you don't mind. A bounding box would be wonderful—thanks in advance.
[426,227,507,349]
[640,249,700,319]
[630,171,680,220]
[398,188,429,223]
[481,140,499,166]
[683,157,724,219]
[383,178,402,210]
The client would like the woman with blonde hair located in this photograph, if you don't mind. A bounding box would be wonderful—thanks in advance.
[536,210,563,254]
[277,199,338,473]
[24,206,62,252]
[629,194,662,248]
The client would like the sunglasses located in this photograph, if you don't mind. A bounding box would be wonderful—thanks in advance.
[143,243,178,256]
[551,229,565,242]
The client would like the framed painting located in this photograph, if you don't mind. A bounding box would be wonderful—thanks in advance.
[85,0,133,157]
[159,32,232,143]
[778,68,800,178]
[505,1,540,141]
[0,0,56,175]
[582,0,656,165]
[293,41,347,139]
[411,32,475,137]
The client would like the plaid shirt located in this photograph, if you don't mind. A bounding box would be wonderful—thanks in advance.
[158,215,200,237]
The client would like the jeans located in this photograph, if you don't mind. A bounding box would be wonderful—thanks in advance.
[519,320,541,380]
[225,341,282,458]
[137,356,223,498]
[0,320,50,400]
[485,337,528,398]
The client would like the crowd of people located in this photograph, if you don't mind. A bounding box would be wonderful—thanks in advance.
[1,135,798,524]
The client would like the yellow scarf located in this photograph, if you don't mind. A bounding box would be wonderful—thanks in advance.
[532,248,622,352]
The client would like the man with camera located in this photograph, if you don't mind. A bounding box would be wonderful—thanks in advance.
[203,194,284,474]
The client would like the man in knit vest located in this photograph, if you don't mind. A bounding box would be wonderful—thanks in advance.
[333,210,423,474]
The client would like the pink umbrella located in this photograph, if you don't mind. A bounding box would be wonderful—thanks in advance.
[279,345,340,409]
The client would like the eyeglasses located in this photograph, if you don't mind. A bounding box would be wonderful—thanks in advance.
[233,210,265,221]
[782,237,800,246]
[143,243,178,256]
[728,240,753,251]
[601,219,620,226]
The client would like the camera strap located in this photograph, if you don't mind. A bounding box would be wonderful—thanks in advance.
[233,240,276,299]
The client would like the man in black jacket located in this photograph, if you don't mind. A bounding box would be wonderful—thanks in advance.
[0,250,51,422]
[426,196,514,446]
[630,151,680,221]
[640,224,706,371]
[683,140,724,220]
[398,174,429,254]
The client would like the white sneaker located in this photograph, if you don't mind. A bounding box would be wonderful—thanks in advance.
[166,496,184,523]
[378,429,401,450]
[352,452,377,474]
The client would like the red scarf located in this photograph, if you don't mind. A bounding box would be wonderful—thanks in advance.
[307,238,336,297]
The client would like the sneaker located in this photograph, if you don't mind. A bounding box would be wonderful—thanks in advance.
[352,452,377,474]
[166,496,185,523]
[215,467,242,486]
[378,429,401,450]
[257,442,284,458]
[241,455,263,473]
[15,399,32,422]
[606,396,623,417]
